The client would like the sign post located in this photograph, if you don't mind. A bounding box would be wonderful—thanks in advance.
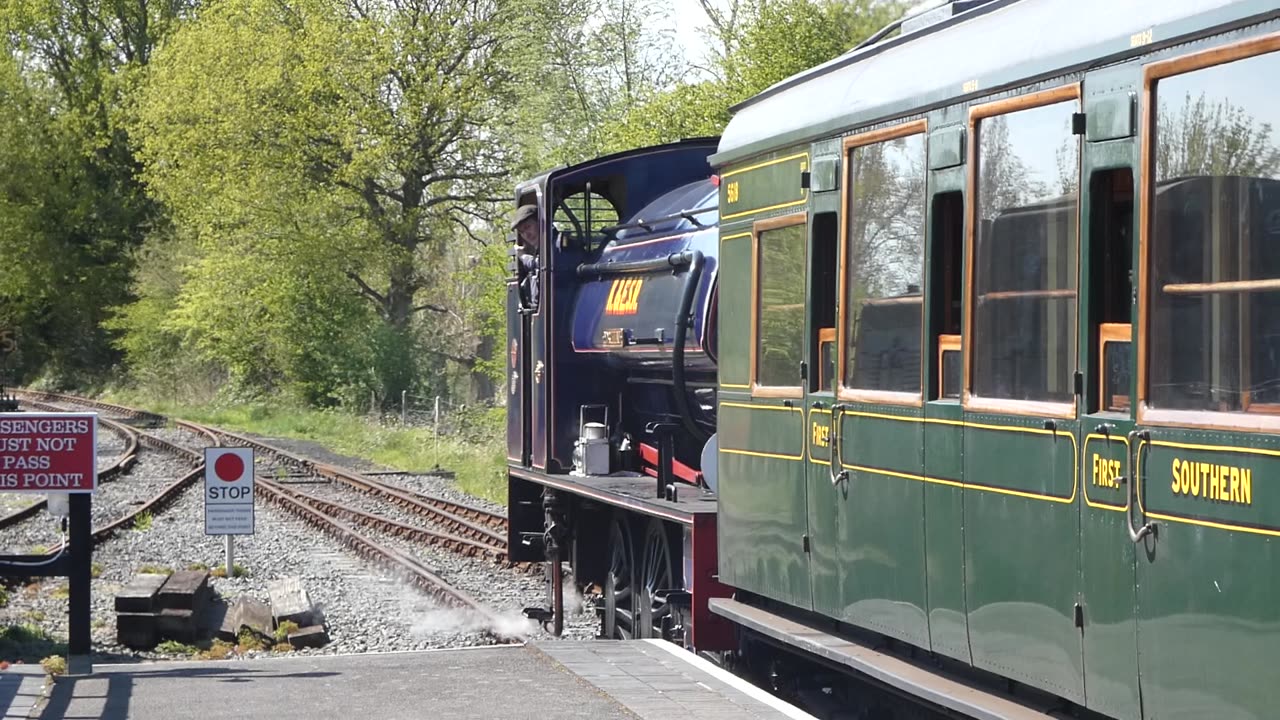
[0,411,97,675]
[204,448,254,575]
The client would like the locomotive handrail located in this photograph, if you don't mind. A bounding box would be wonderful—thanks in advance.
[598,207,716,237]
[672,251,710,444]
[577,251,694,278]
[1124,428,1156,543]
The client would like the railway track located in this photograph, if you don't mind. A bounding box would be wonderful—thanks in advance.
[202,425,509,551]
[11,389,165,426]
[0,411,141,532]
[8,390,522,637]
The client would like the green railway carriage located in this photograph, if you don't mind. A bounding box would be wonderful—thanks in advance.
[706,0,1280,718]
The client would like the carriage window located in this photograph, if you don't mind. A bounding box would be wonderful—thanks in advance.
[1088,169,1133,413]
[1100,323,1131,412]
[1149,50,1280,414]
[930,190,964,400]
[972,98,1079,404]
[811,212,838,392]
[939,334,961,399]
[843,131,926,396]
[755,217,807,391]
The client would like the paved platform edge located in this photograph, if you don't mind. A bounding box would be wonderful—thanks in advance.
[1,670,49,720]
[531,640,818,720]
[638,640,817,719]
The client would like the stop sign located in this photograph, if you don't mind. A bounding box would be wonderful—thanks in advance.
[204,447,254,535]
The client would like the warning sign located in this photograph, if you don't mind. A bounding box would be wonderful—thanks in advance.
[0,412,97,493]
[204,447,255,535]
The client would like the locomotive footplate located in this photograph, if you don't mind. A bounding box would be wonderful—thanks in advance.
[508,466,716,526]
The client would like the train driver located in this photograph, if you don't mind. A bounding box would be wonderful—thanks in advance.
[512,204,540,309]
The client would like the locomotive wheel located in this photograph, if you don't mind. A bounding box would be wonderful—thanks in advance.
[638,517,676,640]
[601,516,635,639]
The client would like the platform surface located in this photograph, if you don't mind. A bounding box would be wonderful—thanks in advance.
[7,640,812,720]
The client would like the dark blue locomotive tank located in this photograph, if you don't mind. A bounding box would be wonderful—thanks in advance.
[570,179,719,373]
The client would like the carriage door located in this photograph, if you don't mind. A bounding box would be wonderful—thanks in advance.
[961,86,1084,704]
[1074,68,1141,720]
[803,194,840,618]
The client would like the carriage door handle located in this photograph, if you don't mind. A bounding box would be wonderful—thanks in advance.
[829,404,849,487]
[1123,429,1156,543]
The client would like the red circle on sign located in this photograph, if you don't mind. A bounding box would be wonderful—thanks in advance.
[214,453,245,482]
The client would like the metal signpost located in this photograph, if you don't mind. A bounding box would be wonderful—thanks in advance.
[0,411,97,675]
[204,447,254,575]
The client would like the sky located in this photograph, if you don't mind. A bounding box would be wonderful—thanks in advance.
[667,0,943,77]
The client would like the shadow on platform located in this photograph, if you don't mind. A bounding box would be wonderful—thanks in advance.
[36,665,341,720]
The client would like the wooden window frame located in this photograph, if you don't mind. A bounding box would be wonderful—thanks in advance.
[751,212,809,399]
[817,327,836,392]
[837,119,928,407]
[1137,31,1280,432]
[1098,322,1131,413]
[937,334,961,400]
[963,83,1081,419]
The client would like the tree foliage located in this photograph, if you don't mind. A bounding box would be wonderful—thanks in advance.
[126,0,533,404]
[1157,92,1280,179]
[3,0,915,409]
[0,0,186,384]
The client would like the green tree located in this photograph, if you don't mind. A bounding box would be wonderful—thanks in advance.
[725,0,902,102]
[130,0,531,404]
[598,0,904,154]
[0,0,189,384]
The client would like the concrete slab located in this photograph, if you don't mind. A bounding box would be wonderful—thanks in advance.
[1,665,48,720]
[534,640,816,720]
[23,641,815,720]
[29,645,630,720]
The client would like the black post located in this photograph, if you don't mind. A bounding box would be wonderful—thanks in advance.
[67,493,92,675]
[646,422,678,500]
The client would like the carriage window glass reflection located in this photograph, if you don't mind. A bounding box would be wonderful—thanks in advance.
[1103,338,1131,412]
[843,132,926,394]
[972,99,1079,403]
[941,347,961,399]
[756,220,807,389]
[1149,50,1280,414]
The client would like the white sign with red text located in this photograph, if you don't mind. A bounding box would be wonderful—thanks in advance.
[204,447,254,535]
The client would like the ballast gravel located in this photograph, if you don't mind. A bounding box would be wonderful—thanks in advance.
[0,428,600,665]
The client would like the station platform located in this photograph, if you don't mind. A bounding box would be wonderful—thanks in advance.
[1,640,815,720]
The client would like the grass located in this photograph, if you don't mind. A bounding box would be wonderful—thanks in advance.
[0,624,66,663]
[155,640,197,656]
[104,391,508,504]
[197,639,235,660]
[274,620,299,642]
[40,655,66,677]
[210,564,248,578]
[133,511,154,531]
[137,564,173,575]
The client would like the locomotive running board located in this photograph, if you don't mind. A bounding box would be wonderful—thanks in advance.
[708,598,1059,720]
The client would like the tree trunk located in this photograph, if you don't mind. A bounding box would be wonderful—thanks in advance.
[471,332,496,402]
[380,256,418,404]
